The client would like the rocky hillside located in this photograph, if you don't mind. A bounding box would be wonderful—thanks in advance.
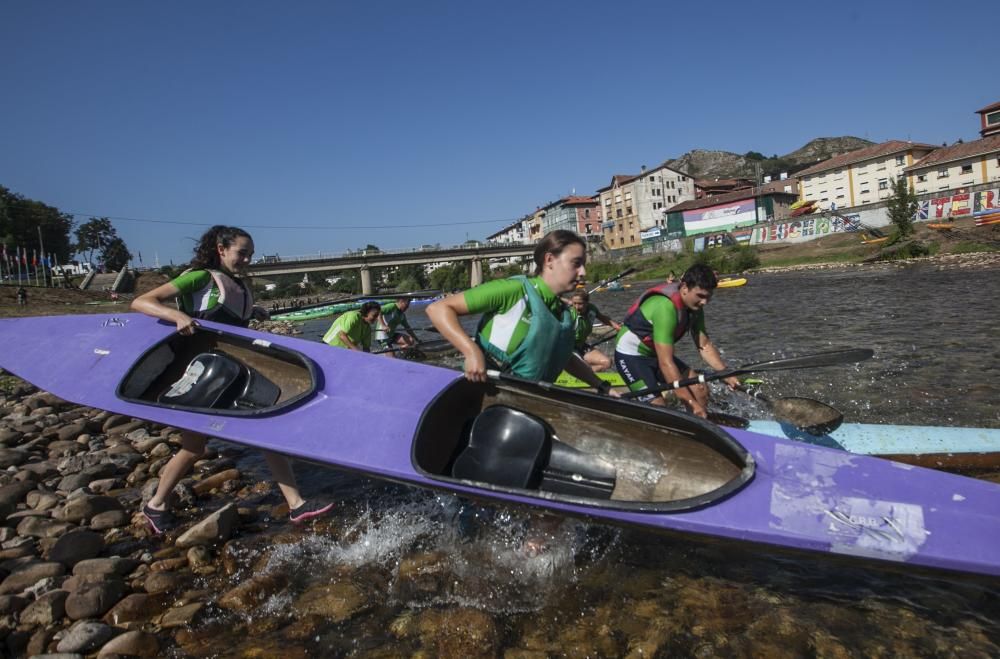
[665,136,874,179]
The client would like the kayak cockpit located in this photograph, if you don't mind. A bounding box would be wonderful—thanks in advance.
[116,328,318,416]
[412,377,754,512]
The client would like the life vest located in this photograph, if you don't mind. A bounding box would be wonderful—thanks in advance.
[476,275,575,381]
[184,269,254,327]
[622,282,699,351]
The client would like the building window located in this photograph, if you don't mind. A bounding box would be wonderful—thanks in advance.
[584,209,590,218]
[896,155,906,166]
[878,179,888,191]
[614,194,622,203]
[937,169,949,179]
[625,207,632,215]
[961,164,973,174]
[585,223,592,234]
[624,192,632,201]
[916,174,927,182]
[604,198,611,206]
[987,110,1000,125]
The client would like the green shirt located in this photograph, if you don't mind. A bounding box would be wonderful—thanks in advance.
[616,296,706,358]
[570,302,604,348]
[463,276,563,357]
[323,310,372,350]
[378,302,411,333]
[171,270,221,315]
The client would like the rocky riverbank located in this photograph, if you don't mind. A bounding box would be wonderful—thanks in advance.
[752,248,1000,274]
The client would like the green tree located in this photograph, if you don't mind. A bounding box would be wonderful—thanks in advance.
[0,185,75,263]
[75,217,118,265]
[102,237,132,271]
[886,178,918,237]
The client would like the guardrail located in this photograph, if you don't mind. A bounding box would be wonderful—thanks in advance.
[253,241,531,265]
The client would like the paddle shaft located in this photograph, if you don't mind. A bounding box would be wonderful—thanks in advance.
[621,348,874,400]
[583,329,619,351]
[587,267,636,295]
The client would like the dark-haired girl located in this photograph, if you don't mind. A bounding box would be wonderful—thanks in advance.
[131,225,331,534]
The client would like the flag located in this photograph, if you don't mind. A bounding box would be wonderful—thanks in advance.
[32,250,37,266]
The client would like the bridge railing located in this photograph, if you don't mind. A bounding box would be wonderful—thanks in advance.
[253,241,530,265]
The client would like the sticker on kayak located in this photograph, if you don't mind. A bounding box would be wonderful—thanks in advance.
[768,443,928,562]
[162,361,205,398]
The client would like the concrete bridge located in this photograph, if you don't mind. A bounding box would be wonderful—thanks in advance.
[246,243,534,294]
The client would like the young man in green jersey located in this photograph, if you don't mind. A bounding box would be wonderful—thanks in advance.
[323,302,381,351]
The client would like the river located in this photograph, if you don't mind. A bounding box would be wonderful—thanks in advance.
[189,257,1000,656]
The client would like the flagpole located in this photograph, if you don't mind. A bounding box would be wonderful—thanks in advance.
[37,226,48,287]
[17,247,23,285]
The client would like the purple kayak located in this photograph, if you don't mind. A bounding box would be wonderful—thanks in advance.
[1,313,998,578]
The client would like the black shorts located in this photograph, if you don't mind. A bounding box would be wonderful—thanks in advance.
[614,351,691,402]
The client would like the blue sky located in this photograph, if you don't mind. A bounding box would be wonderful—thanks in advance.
[1,0,996,266]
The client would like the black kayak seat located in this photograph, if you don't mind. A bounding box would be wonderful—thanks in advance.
[158,352,280,410]
[451,405,617,499]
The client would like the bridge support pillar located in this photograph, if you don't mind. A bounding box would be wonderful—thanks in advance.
[360,266,373,295]
[469,259,483,287]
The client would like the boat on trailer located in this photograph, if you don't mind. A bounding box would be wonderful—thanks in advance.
[1,313,999,578]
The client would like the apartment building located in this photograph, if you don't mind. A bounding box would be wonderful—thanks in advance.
[538,196,602,240]
[796,140,938,210]
[978,101,1000,138]
[485,218,527,246]
[905,134,1000,194]
[598,164,694,250]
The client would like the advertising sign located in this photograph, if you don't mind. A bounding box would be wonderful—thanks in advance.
[683,199,757,235]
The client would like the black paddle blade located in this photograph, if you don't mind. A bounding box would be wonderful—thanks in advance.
[733,348,874,375]
[769,397,844,435]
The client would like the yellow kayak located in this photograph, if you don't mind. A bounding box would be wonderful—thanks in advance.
[717,277,747,288]
[554,371,625,389]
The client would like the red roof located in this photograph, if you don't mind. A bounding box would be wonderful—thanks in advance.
[976,101,1000,114]
[903,134,1000,171]
[795,140,939,178]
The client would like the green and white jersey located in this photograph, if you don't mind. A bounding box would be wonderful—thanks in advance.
[171,269,252,326]
[323,310,373,350]
[570,302,603,348]
[463,276,563,357]
[615,296,706,358]
[376,301,411,340]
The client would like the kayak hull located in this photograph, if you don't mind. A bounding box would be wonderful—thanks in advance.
[1,314,999,578]
[717,277,747,289]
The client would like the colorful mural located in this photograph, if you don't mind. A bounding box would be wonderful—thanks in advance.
[752,214,860,244]
[916,187,1000,220]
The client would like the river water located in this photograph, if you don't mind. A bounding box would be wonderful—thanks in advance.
[191,257,1000,656]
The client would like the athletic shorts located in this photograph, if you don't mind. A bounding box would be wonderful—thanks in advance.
[614,351,691,403]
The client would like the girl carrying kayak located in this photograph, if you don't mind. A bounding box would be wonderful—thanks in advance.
[131,225,332,534]
[427,229,620,394]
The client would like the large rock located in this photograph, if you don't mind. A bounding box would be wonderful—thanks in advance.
[89,509,130,530]
[64,578,126,620]
[16,516,74,539]
[56,619,115,653]
[0,561,65,595]
[97,629,159,657]
[0,481,36,514]
[175,503,238,548]
[18,588,68,627]
[54,495,125,523]
[48,530,105,566]
[158,601,203,628]
[0,448,28,469]
[73,556,139,578]
[192,469,241,495]
[216,573,289,612]
[103,592,170,626]
[293,579,371,623]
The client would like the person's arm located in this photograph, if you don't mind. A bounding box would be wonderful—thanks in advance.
[427,295,487,382]
[652,341,706,417]
[595,309,621,331]
[131,281,197,335]
[338,331,360,351]
[564,353,621,397]
[695,332,739,389]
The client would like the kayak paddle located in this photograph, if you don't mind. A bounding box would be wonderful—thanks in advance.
[621,348,874,400]
[587,267,636,295]
[582,329,619,351]
[736,385,844,436]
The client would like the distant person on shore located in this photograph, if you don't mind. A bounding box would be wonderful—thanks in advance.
[131,225,332,534]
[568,291,620,372]
[323,302,381,351]
[15,287,27,306]
[375,298,419,356]
[613,263,739,418]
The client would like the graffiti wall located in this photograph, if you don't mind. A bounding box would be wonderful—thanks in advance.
[916,187,999,219]
[751,214,862,244]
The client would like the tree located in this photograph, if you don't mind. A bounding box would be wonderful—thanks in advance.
[101,237,132,271]
[886,178,918,237]
[75,217,118,265]
[0,185,75,263]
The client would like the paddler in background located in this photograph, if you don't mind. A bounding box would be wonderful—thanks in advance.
[613,263,739,418]
[322,301,381,351]
[568,290,620,372]
[132,225,332,534]
[375,297,419,356]
[427,230,620,396]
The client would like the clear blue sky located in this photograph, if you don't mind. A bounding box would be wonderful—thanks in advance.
[2,0,996,266]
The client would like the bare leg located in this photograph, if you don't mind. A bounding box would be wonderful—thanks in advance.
[147,431,208,510]
[584,349,612,372]
[263,451,305,509]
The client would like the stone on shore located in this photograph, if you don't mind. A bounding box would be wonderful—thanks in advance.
[97,629,159,657]
[175,503,238,548]
[56,619,115,653]
[48,530,105,566]
[0,561,65,595]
